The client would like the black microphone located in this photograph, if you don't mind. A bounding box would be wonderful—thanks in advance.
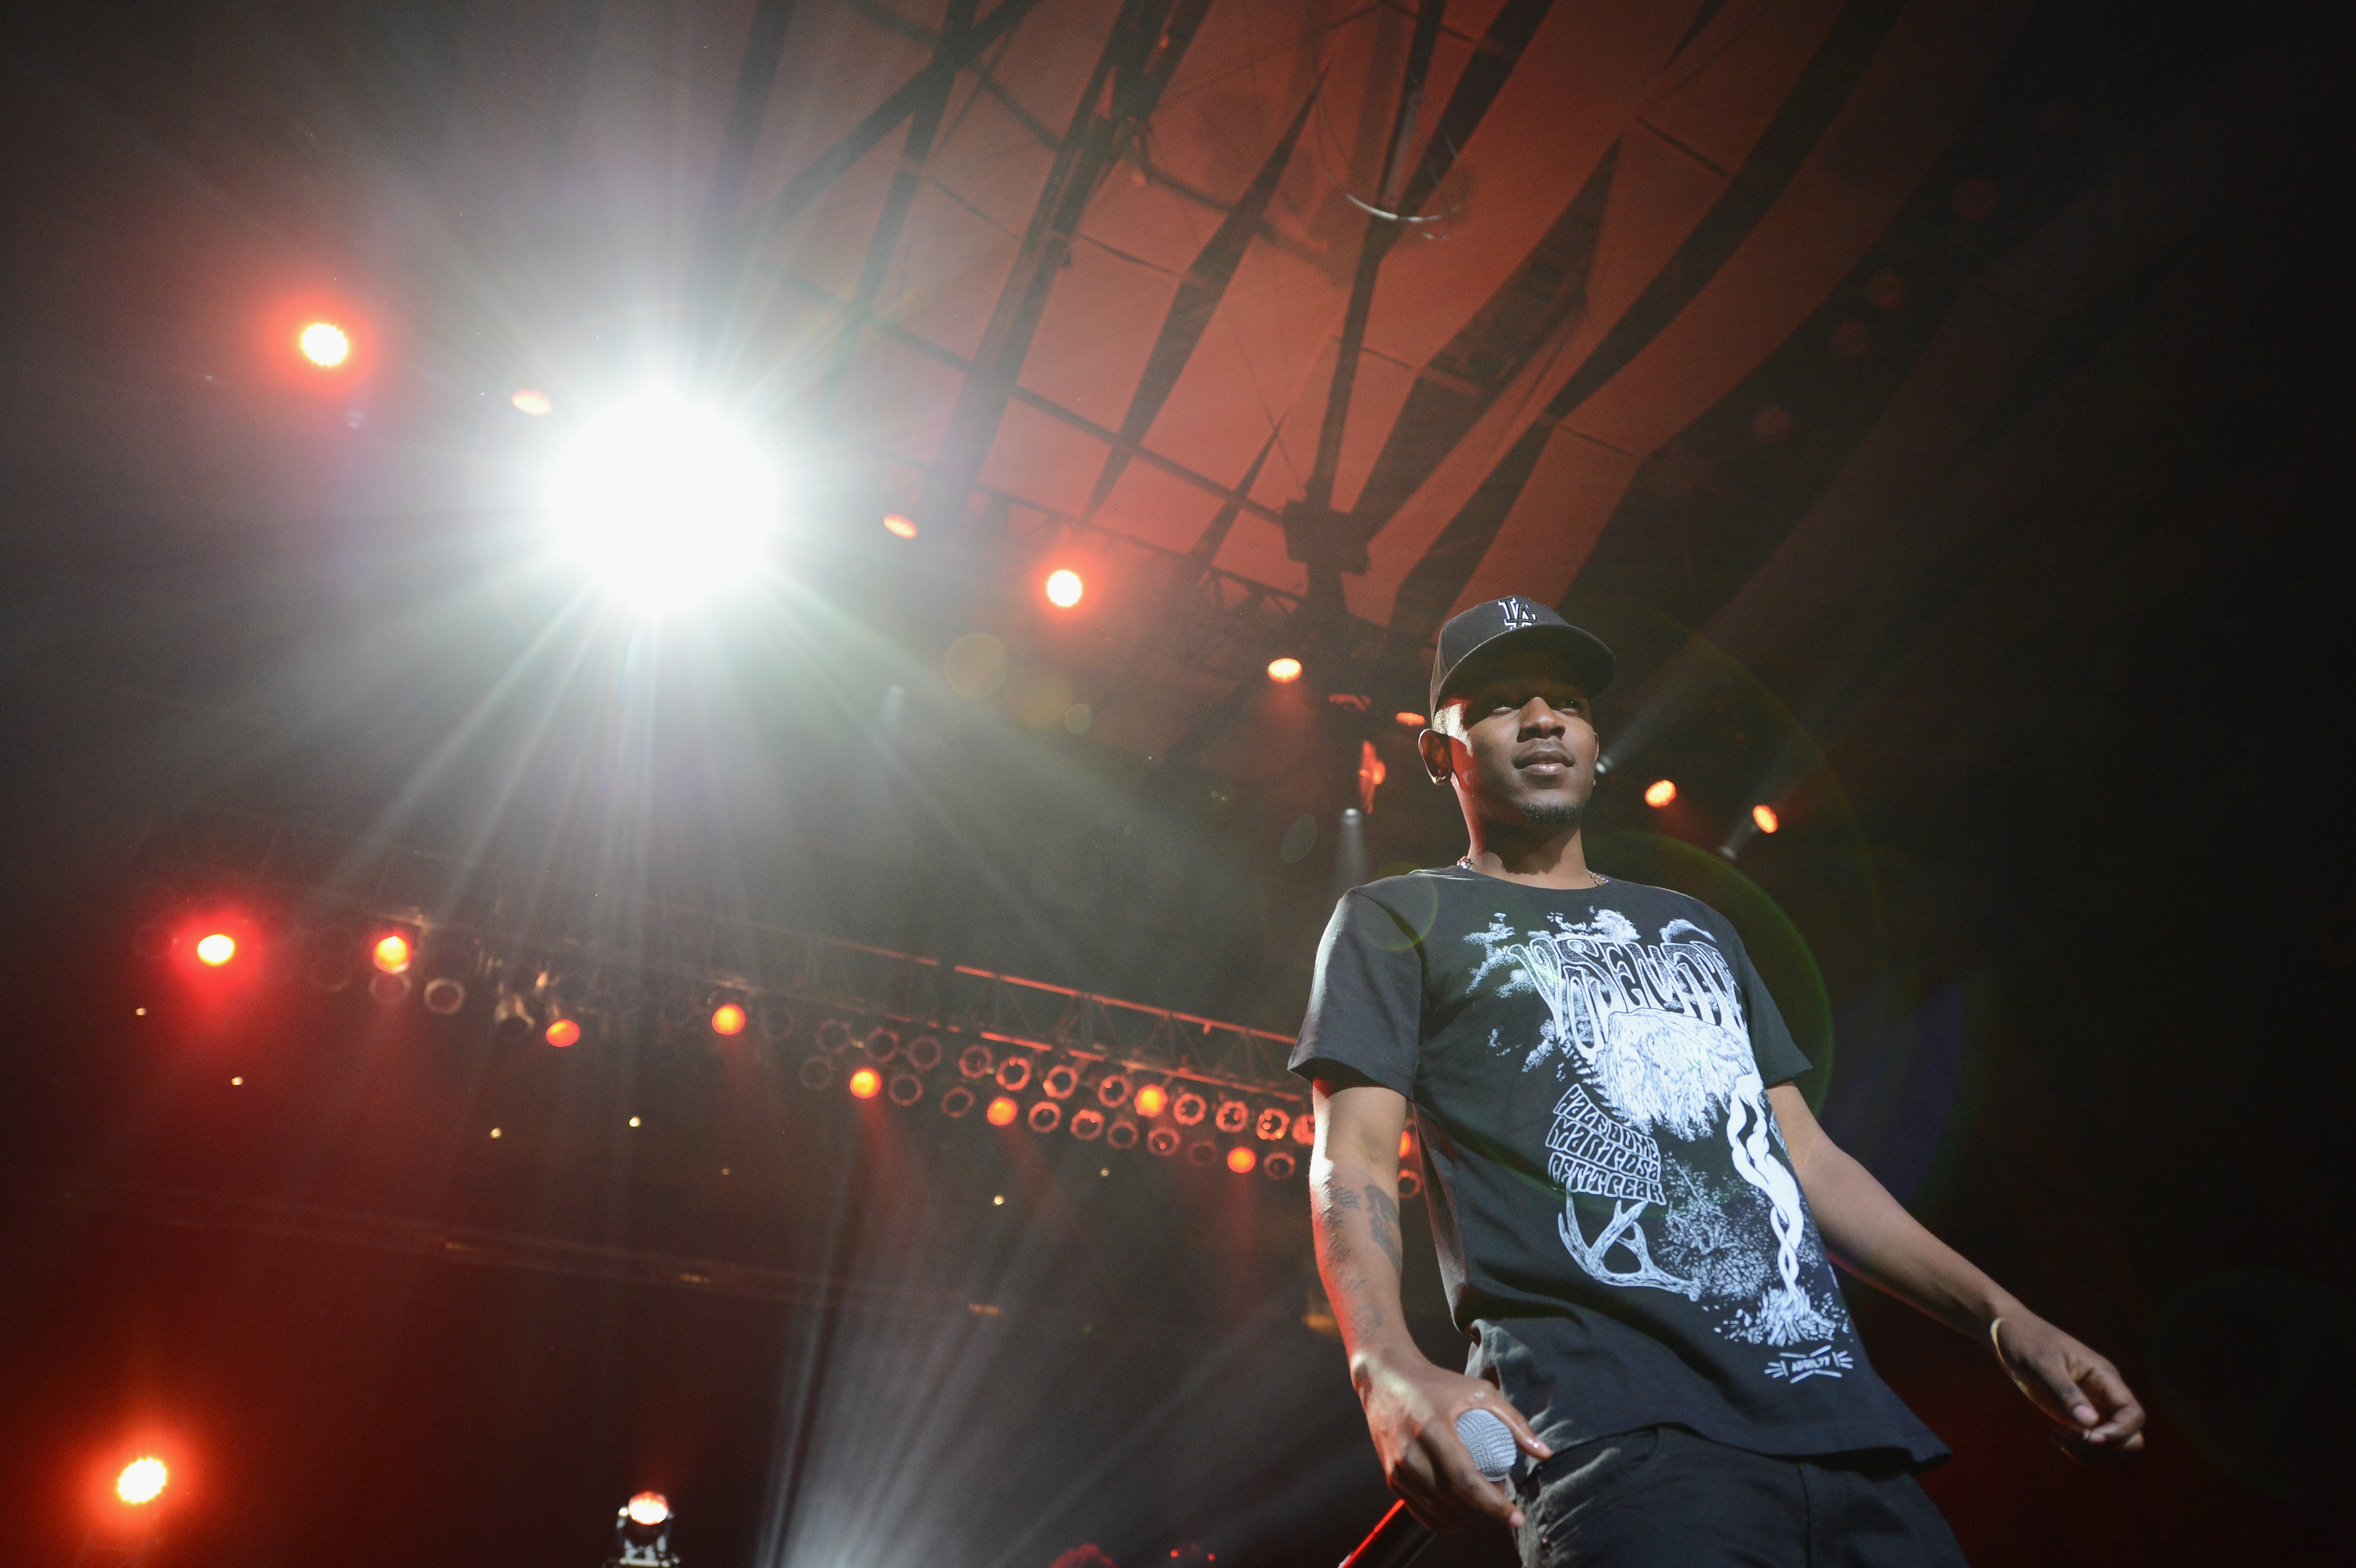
[1337,1409,1519,1568]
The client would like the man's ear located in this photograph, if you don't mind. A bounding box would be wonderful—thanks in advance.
[1419,728,1454,784]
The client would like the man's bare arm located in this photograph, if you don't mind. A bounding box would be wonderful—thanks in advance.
[1767,1083,2145,1454]
[1311,1078,1549,1530]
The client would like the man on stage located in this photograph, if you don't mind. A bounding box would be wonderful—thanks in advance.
[1294,597,2144,1566]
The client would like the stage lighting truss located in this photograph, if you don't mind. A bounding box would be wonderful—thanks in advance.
[128,826,1314,1175]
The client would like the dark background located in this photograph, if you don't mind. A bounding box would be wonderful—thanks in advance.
[4,2,2352,1565]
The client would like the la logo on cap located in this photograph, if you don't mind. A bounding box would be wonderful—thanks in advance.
[1497,597,1540,628]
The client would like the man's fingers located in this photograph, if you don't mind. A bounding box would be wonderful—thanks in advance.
[1429,1428,1525,1531]
[2024,1355,2099,1429]
[2079,1361,2146,1443]
[1470,1392,1553,1459]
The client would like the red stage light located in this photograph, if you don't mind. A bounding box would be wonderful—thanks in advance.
[116,1457,167,1505]
[848,1067,883,1099]
[1644,779,1677,808]
[1044,568,1084,608]
[299,322,351,368]
[1227,1146,1257,1174]
[986,1095,1018,1126]
[710,1003,747,1036]
[1266,656,1303,683]
[1399,1129,1415,1158]
[1395,711,1425,727]
[372,933,411,974]
[1133,1083,1169,1118]
[626,1492,670,1526]
[545,1018,581,1048]
[1752,804,1780,834]
[883,513,919,539]
[195,932,236,967]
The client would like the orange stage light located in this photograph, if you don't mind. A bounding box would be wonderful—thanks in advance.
[883,513,919,539]
[545,1018,581,1048]
[1399,1130,1415,1158]
[1133,1083,1169,1118]
[1643,779,1678,808]
[626,1492,670,1526]
[116,1457,167,1505]
[1227,1146,1257,1174]
[1752,804,1780,834]
[372,934,411,974]
[710,1003,747,1036]
[511,388,554,416]
[1044,568,1084,608]
[1395,711,1425,727]
[195,932,236,967]
[1266,656,1303,683]
[299,322,350,368]
[986,1094,1018,1126]
[848,1066,883,1099]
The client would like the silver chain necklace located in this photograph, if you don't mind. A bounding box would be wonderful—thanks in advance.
[1457,855,1608,888]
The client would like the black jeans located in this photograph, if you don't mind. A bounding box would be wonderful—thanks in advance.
[1511,1426,1968,1568]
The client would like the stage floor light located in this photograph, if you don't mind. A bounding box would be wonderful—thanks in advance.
[1133,1083,1168,1118]
[1266,656,1303,683]
[626,1492,670,1527]
[986,1094,1018,1126]
[847,1066,882,1099]
[1228,1146,1257,1174]
[372,933,411,973]
[710,1002,746,1036]
[116,1457,167,1505]
[546,392,779,609]
[1044,568,1083,608]
[195,932,236,966]
[299,322,349,367]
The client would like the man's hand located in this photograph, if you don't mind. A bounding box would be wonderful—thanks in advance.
[1354,1348,1551,1532]
[1991,1313,2147,1459]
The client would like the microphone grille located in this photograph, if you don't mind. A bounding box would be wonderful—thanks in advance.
[1454,1408,1518,1482]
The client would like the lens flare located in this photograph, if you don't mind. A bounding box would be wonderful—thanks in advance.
[1227,1146,1257,1174]
[848,1067,882,1099]
[1044,568,1083,608]
[372,934,411,973]
[511,388,554,416]
[545,1019,581,1048]
[1752,803,1780,834]
[1394,711,1425,726]
[710,1003,747,1036]
[298,322,350,367]
[882,513,918,539]
[626,1492,670,1526]
[1644,779,1678,808]
[195,932,236,966]
[116,1457,167,1505]
[986,1095,1018,1126]
[1133,1083,1169,1118]
[1266,657,1303,683]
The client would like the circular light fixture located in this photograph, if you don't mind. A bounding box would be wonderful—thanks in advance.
[1133,1083,1169,1118]
[1172,1090,1207,1126]
[299,322,350,367]
[1027,1100,1062,1133]
[995,1056,1033,1092]
[195,932,237,966]
[371,933,411,974]
[904,1034,942,1071]
[545,391,780,610]
[1291,1112,1315,1145]
[1266,657,1303,683]
[710,1003,747,1036]
[798,1055,835,1089]
[545,1018,581,1048]
[1644,779,1678,808]
[1069,1108,1105,1140]
[116,1457,168,1506]
[1096,1073,1132,1109]
[626,1492,670,1527]
[847,1066,883,1099]
[959,1044,996,1078]
[1105,1118,1139,1149]
[1044,568,1084,608]
[986,1095,1019,1126]
[422,977,467,1014]
[1227,1146,1258,1174]
[1256,1107,1291,1142]
[1752,803,1780,834]
[863,1028,900,1063]
[887,1072,925,1106]
[940,1085,975,1118]
[1041,1063,1079,1100]
[1398,1169,1423,1199]
[883,513,918,539]
[1213,1099,1250,1134]
[816,1018,854,1054]
[1264,1150,1297,1179]
[1146,1125,1181,1157]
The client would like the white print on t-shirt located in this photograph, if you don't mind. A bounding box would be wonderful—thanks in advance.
[1469,909,1847,1352]
[1763,1344,1854,1382]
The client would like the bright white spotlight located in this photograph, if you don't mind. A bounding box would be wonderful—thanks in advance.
[546,392,780,609]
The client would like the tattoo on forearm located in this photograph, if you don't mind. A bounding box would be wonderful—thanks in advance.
[1364,1184,1403,1275]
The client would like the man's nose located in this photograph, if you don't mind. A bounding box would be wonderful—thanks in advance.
[1519,700,1567,733]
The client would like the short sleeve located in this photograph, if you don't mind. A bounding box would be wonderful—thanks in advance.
[1289,891,1424,1097]
[1729,929,1812,1087]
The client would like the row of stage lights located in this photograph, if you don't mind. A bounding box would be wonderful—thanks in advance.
[148,916,1339,1183]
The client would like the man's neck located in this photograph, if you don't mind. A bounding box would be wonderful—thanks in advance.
[1460,823,1599,888]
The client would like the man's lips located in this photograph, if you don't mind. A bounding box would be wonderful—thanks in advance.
[1516,748,1575,773]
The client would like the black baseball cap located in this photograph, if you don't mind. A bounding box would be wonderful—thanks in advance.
[1429,596,1616,715]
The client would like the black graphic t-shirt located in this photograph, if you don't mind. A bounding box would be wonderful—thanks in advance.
[1292,869,1945,1465]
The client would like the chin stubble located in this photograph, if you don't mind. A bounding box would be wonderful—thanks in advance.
[1518,799,1582,829]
